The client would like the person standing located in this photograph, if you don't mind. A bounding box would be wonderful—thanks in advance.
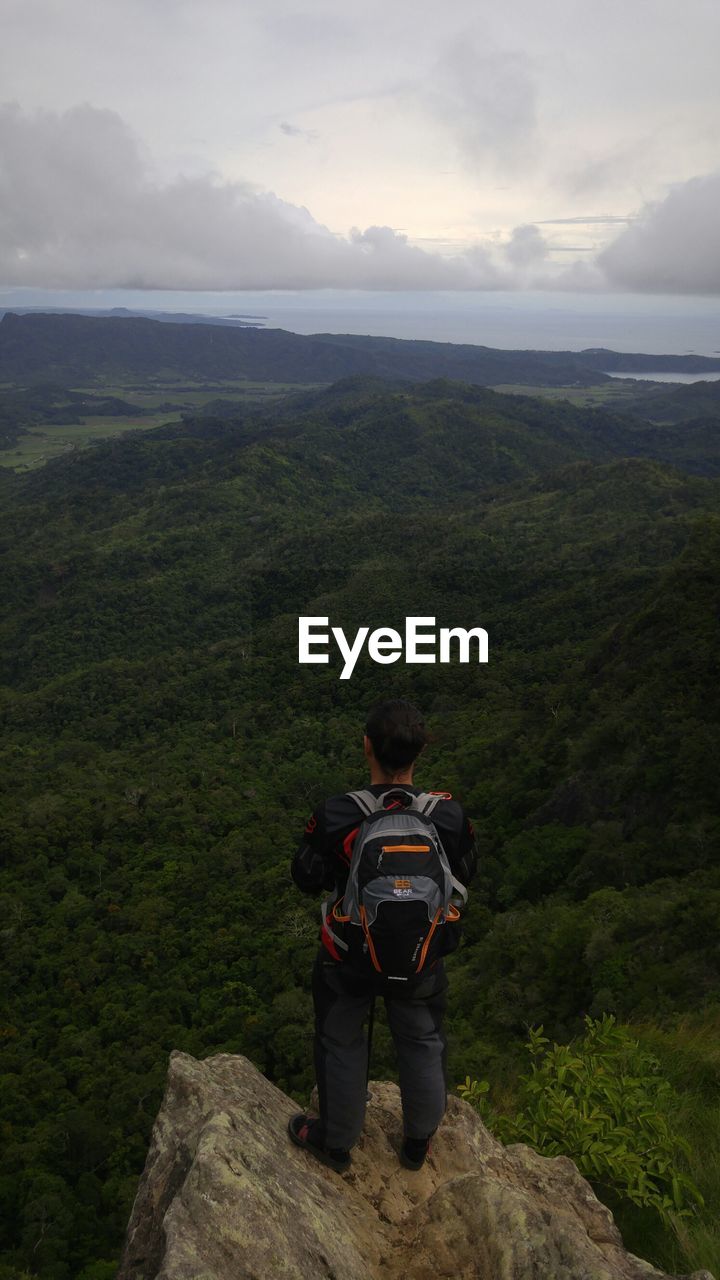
[288,699,476,1172]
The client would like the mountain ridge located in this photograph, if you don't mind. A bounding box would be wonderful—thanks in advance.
[4,311,720,386]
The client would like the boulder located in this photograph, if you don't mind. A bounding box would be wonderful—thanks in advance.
[118,1050,714,1280]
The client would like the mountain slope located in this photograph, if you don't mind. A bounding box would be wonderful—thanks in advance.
[2,377,720,1278]
[5,311,720,386]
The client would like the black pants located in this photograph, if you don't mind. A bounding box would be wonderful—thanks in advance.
[312,951,449,1150]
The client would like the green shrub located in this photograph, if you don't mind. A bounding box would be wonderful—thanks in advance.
[459,1014,703,1226]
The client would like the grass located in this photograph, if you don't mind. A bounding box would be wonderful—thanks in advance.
[625,1010,720,1277]
[0,414,180,471]
[489,381,665,409]
[72,377,325,409]
[0,378,328,470]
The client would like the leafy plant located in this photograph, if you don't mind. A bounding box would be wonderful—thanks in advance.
[459,1015,704,1226]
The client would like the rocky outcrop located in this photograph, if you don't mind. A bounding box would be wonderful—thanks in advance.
[118,1051,713,1280]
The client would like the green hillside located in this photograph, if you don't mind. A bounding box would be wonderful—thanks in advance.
[4,311,720,387]
[624,378,720,423]
[1,377,720,1278]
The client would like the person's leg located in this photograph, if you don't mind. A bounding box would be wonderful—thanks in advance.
[312,954,373,1150]
[385,968,448,1140]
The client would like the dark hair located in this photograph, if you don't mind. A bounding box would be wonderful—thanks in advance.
[365,699,428,771]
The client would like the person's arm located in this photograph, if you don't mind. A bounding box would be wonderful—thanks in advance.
[291,805,334,894]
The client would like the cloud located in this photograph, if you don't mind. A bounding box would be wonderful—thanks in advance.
[562,141,658,200]
[598,171,720,293]
[420,35,538,175]
[0,102,512,290]
[537,216,634,226]
[503,224,548,268]
[3,101,717,295]
[279,121,319,141]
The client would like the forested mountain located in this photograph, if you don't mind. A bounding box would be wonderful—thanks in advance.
[4,310,720,386]
[623,377,720,423]
[2,376,720,1278]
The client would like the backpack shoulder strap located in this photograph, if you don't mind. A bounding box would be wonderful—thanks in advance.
[347,787,448,817]
[346,789,382,817]
[413,792,469,904]
[413,790,452,817]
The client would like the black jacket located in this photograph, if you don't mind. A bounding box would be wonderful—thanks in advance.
[291,783,477,899]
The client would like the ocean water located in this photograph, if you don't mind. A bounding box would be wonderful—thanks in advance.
[2,287,719,357]
[607,371,720,383]
[219,291,720,359]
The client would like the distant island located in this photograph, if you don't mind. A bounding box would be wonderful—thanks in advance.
[0,306,266,329]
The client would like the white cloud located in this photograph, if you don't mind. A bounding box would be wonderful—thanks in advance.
[2,102,719,295]
[420,35,538,175]
[503,224,547,268]
[2,0,720,259]
[279,122,319,142]
[598,171,720,294]
[0,103,510,290]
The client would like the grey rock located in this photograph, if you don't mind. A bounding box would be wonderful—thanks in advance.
[118,1050,714,1280]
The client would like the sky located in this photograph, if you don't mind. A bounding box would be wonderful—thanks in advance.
[1,0,720,298]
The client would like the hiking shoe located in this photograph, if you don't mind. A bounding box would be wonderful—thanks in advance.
[400,1135,432,1170]
[288,1114,352,1173]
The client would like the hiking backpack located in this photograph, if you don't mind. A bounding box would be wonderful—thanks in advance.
[321,789,468,984]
